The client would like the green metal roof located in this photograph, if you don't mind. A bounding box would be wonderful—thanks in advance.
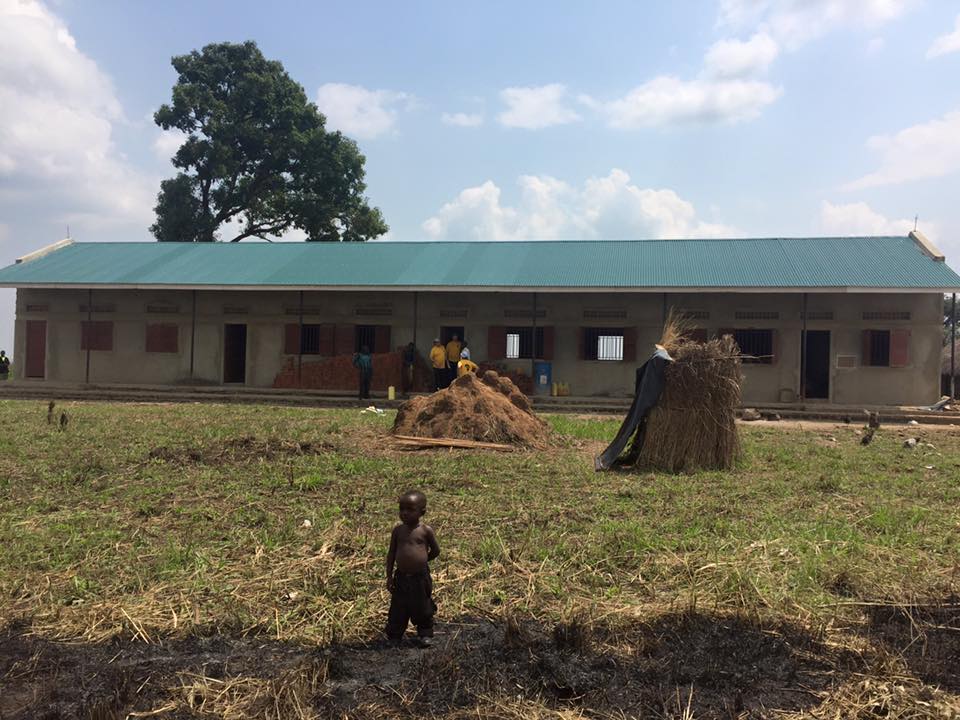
[1,237,958,292]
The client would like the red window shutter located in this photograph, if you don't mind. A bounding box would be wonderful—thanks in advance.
[623,327,637,362]
[770,330,779,364]
[487,326,506,361]
[334,324,354,355]
[319,324,335,356]
[146,324,178,353]
[81,321,113,351]
[890,329,911,368]
[97,322,113,351]
[284,324,301,354]
[542,326,555,360]
[374,325,391,354]
[578,327,586,360]
[862,330,872,367]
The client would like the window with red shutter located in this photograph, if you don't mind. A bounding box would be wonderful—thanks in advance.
[890,329,910,368]
[732,329,773,364]
[334,325,354,355]
[318,324,335,356]
[504,327,544,359]
[623,327,637,362]
[541,326,555,360]
[284,324,301,354]
[863,330,891,366]
[80,321,113,351]
[487,326,506,361]
[374,325,392,353]
[582,327,626,361]
[146,323,178,353]
[300,325,321,354]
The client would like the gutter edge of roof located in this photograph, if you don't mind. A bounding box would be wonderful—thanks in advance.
[2,282,960,294]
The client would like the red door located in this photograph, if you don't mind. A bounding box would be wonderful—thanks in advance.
[25,320,46,378]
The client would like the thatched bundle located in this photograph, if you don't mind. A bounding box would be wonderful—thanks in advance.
[942,339,959,378]
[626,321,743,473]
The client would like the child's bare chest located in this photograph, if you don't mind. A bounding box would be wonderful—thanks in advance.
[397,527,428,548]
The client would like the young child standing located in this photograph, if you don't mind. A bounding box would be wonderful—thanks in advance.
[385,490,440,646]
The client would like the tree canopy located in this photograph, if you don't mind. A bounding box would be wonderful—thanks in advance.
[151,41,387,242]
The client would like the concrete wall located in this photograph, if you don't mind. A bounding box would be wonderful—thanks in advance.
[12,287,944,405]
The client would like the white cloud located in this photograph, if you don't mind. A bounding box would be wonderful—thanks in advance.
[596,76,782,128]
[441,112,483,127]
[866,36,886,54]
[927,13,960,59]
[422,169,737,241]
[819,201,929,236]
[587,27,781,129]
[152,127,187,162]
[0,0,154,229]
[844,110,960,190]
[704,32,779,77]
[718,0,915,51]
[315,83,411,139]
[497,84,580,129]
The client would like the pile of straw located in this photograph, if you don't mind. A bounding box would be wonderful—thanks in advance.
[627,316,743,472]
[392,370,550,448]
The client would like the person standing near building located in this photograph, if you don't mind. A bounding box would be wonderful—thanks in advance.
[429,338,447,391]
[0,350,9,381]
[401,342,417,396]
[445,334,462,387]
[353,345,373,400]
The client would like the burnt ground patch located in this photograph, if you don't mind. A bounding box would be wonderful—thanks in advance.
[1,610,867,719]
[0,625,325,720]
[146,435,333,465]
[862,597,960,692]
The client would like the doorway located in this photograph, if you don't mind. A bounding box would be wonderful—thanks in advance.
[25,320,46,378]
[803,330,830,400]
[223,324,247,383]
[440,326,465,345]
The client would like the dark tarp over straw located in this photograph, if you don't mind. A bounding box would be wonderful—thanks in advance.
[595,347,673,471]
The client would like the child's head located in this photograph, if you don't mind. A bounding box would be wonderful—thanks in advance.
[398,489,427,525]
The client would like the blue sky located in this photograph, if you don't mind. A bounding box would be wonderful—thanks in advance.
[2,0,960,353]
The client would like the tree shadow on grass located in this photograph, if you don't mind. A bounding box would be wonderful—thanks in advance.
[1,609,866,719]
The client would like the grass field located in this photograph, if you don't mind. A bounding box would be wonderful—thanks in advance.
[0,399,958,718]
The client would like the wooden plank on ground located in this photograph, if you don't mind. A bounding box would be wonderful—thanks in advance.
[392,434,516,451]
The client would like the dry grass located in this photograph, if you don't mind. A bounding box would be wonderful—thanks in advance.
[0,399,959,718]
[179,659,329,719]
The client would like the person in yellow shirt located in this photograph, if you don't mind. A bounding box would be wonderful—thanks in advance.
[429,338,447,391]
[457,357,478,378]
[445,334,462,387]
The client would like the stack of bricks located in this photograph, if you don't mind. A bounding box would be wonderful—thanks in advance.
[273,350,434,392]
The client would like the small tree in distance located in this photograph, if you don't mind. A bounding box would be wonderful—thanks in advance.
[151,41,388,242]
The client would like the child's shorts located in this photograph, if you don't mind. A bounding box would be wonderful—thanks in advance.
[386,568,437,639]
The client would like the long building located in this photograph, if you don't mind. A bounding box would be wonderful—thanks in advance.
[1,234,958,405]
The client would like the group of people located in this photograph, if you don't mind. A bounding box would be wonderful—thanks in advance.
[351,335,480,400]
[429,334,476,391]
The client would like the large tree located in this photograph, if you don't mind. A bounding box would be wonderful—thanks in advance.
[151,41,387,242]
